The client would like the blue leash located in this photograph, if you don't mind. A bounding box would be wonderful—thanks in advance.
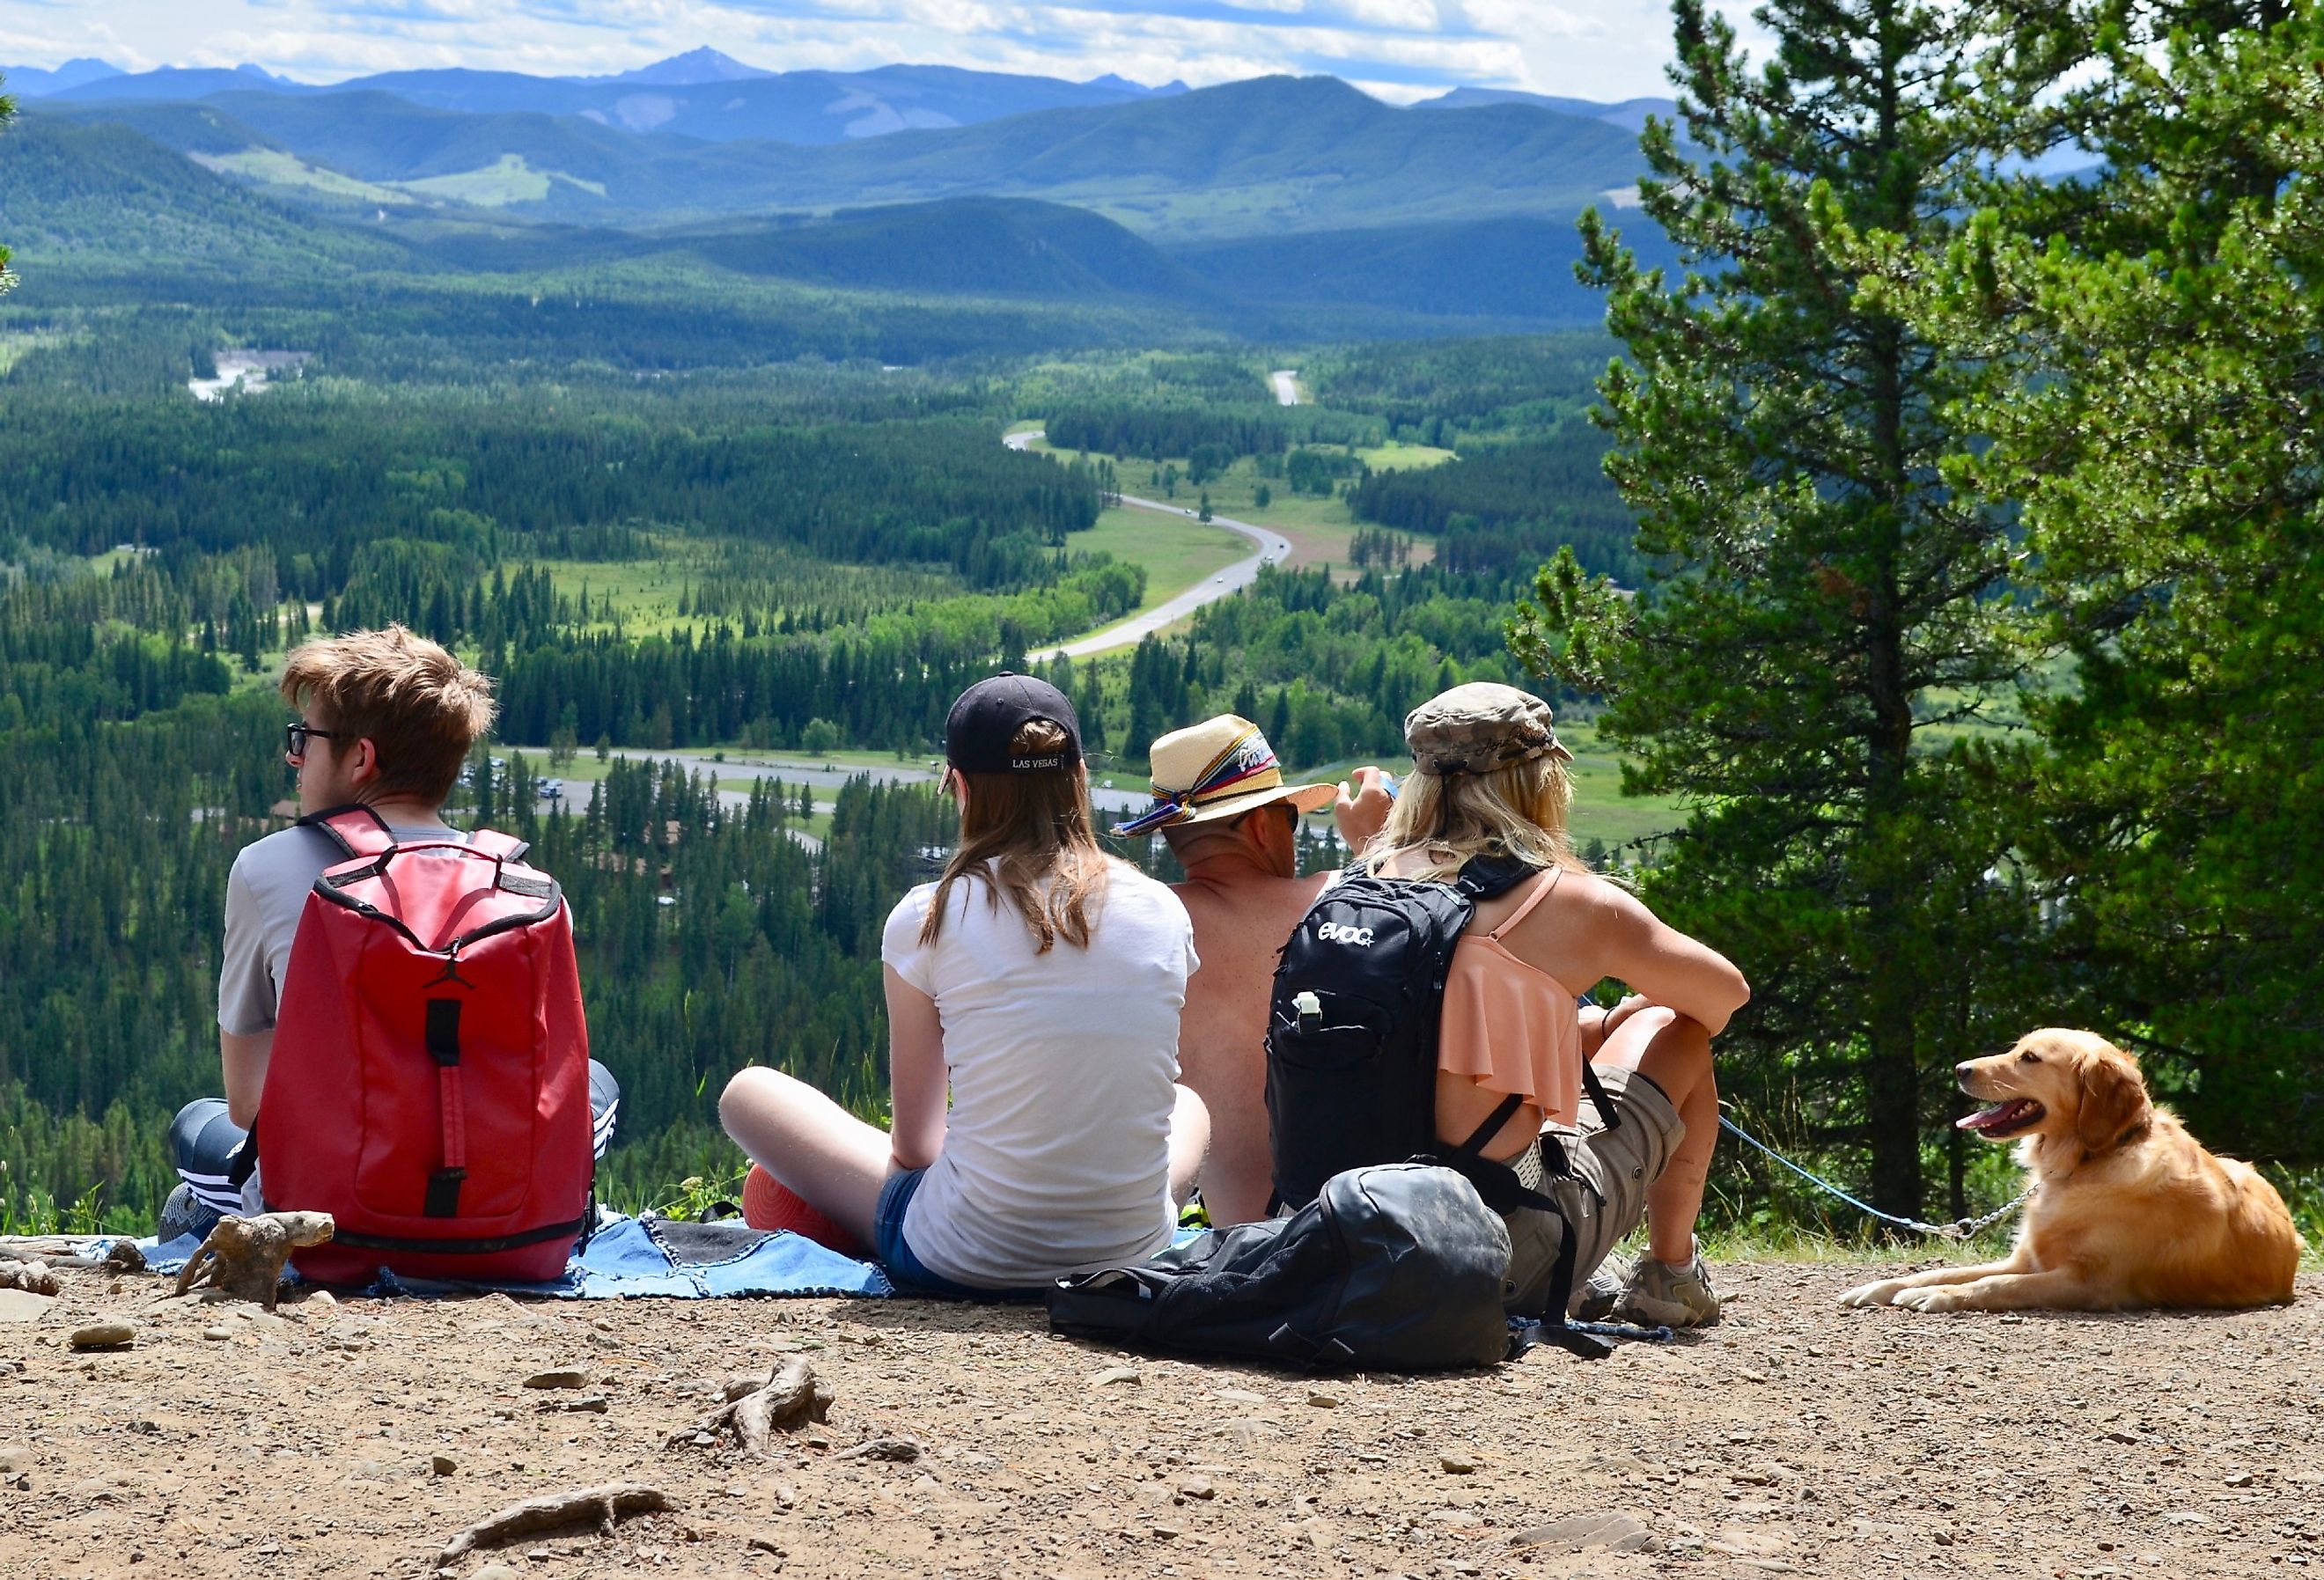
[1717,1113,2033,1239]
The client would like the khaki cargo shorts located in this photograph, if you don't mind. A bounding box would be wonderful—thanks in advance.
[1501,1064,1683,1317]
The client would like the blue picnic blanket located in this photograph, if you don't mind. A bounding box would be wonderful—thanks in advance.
[132,1213,896,1299]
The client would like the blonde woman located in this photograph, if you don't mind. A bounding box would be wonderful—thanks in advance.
[1362,682,1747,1326]
[720,674,1209,1297]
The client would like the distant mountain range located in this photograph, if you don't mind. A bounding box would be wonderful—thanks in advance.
[18,72,1652,240]
[0,52,1671,332]
[5,53,1190,145]
[0,112,1671,331]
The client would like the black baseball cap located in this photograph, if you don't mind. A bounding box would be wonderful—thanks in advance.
[945,672,1083,774]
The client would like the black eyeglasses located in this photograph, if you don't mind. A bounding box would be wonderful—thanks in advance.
[284,723,341,759]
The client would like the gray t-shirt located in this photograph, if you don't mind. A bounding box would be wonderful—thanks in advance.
[217,820,471,1035]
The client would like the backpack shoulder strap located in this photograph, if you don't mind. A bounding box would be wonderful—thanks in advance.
[1454,852,1538,902]
[298,805,396,859]
[463,827,531,863]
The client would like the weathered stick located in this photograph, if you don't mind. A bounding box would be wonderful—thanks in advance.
[173,1212,334,1311]
[666,1356,830,1458]
[437,1481,673,1565]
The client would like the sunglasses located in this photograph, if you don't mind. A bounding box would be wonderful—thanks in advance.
[284,722,342,759]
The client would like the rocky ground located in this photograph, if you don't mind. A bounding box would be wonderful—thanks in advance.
[2,1259,2319,1580]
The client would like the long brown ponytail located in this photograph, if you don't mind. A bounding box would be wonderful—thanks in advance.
[921,719,1110,952]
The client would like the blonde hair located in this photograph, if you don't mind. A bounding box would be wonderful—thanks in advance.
[922,719,1110,953]
[279,624,496,806]
[1359,753,1585,882]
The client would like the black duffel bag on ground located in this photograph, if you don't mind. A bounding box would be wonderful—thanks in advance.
[1046,1162,1522,1371]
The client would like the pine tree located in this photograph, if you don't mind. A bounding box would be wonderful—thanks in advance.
[1897,0,2324,1155]
[1515,0,2041,1215]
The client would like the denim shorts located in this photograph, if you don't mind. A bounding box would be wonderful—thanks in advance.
[872,1167,1040,1302]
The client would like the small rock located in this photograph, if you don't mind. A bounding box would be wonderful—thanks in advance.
[1511,1511,1654,1554]
[1213,1388,1267,1406]
[470,1567,521,1580]
[1178,1475,1216,1500]
[1090,1366,1143,1386]
[69,1321,135,1351]
[303,1290,337,1311]
[1305,1390,1342,1408]
[0,1289,57,1323]
[1440,1451,1478,1474]
[522,1368,591,1391]
[747,1536,786,1556]
[2225,1472,2255,1488]
[202,1326,233,1341]
[541,1393,609,1415]
[1151,1524,1182,1540]
[430,1453,457,1476]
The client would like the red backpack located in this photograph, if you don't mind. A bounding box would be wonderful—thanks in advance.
[253,806,594,1285]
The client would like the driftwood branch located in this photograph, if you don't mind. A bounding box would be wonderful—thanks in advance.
[666,1356,831,1458]
[437,1481,673,1566]
[0,1237,143,1272]
[173,1212,334,1311]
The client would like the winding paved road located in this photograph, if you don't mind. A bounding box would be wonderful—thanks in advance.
[1005,429,1290,660]
[569,746,1158,831]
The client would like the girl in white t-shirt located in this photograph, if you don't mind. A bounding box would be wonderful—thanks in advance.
[719,673,1210,1294]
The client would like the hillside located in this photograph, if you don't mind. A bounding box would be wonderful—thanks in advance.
[0,115,411,283]
[681,198,1220,302]
[9,1255,2318,1577]
[1175,210,1676,322]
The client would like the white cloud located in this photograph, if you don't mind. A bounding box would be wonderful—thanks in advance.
[0,0,1693,99]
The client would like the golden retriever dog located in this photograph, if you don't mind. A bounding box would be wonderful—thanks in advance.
[1841,1029,2302,1313]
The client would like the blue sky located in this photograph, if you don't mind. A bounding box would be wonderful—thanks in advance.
[0,0,1710,104]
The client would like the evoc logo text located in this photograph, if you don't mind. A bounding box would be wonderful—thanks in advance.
[1316,922,1375,946]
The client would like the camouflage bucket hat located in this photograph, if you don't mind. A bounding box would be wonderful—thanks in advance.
[1403,682,1574,775]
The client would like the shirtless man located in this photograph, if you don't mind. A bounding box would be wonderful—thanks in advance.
[1114,715,1393,1225]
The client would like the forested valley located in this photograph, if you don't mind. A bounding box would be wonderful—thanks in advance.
[1,0,2318,1246]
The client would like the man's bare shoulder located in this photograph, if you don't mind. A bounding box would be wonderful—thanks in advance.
[1170,871,1330,929]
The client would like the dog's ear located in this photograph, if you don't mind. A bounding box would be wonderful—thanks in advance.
[2075,1046,2152,1154]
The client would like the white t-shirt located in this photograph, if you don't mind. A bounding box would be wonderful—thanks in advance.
[879,859,1197,1289]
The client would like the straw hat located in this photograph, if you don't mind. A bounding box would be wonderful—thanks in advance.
[1113,715,1336,835]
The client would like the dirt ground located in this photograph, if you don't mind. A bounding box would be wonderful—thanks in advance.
[4,1260,2320,1580]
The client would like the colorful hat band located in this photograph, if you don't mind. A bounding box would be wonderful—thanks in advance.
[1114,725,1283,835]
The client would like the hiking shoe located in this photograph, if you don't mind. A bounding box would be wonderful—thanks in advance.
[157,1183,221,1246]
[1570,1257,1629,1321]
[1617,1249,1723,1327]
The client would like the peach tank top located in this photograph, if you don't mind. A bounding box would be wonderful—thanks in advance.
[1438,866,1585,1126]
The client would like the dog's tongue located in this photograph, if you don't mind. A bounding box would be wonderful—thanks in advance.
[1958,1099,2034,1132]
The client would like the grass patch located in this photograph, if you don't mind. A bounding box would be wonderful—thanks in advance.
[1026,433,1395,577]
[1356,439,1456,472]
[1071,504,1247,611]
[395,156,605,207]
[191,150,405,205]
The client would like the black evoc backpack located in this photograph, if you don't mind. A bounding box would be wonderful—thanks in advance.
[1046,1163,1521,1371]
[1262,853,1621,1326]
